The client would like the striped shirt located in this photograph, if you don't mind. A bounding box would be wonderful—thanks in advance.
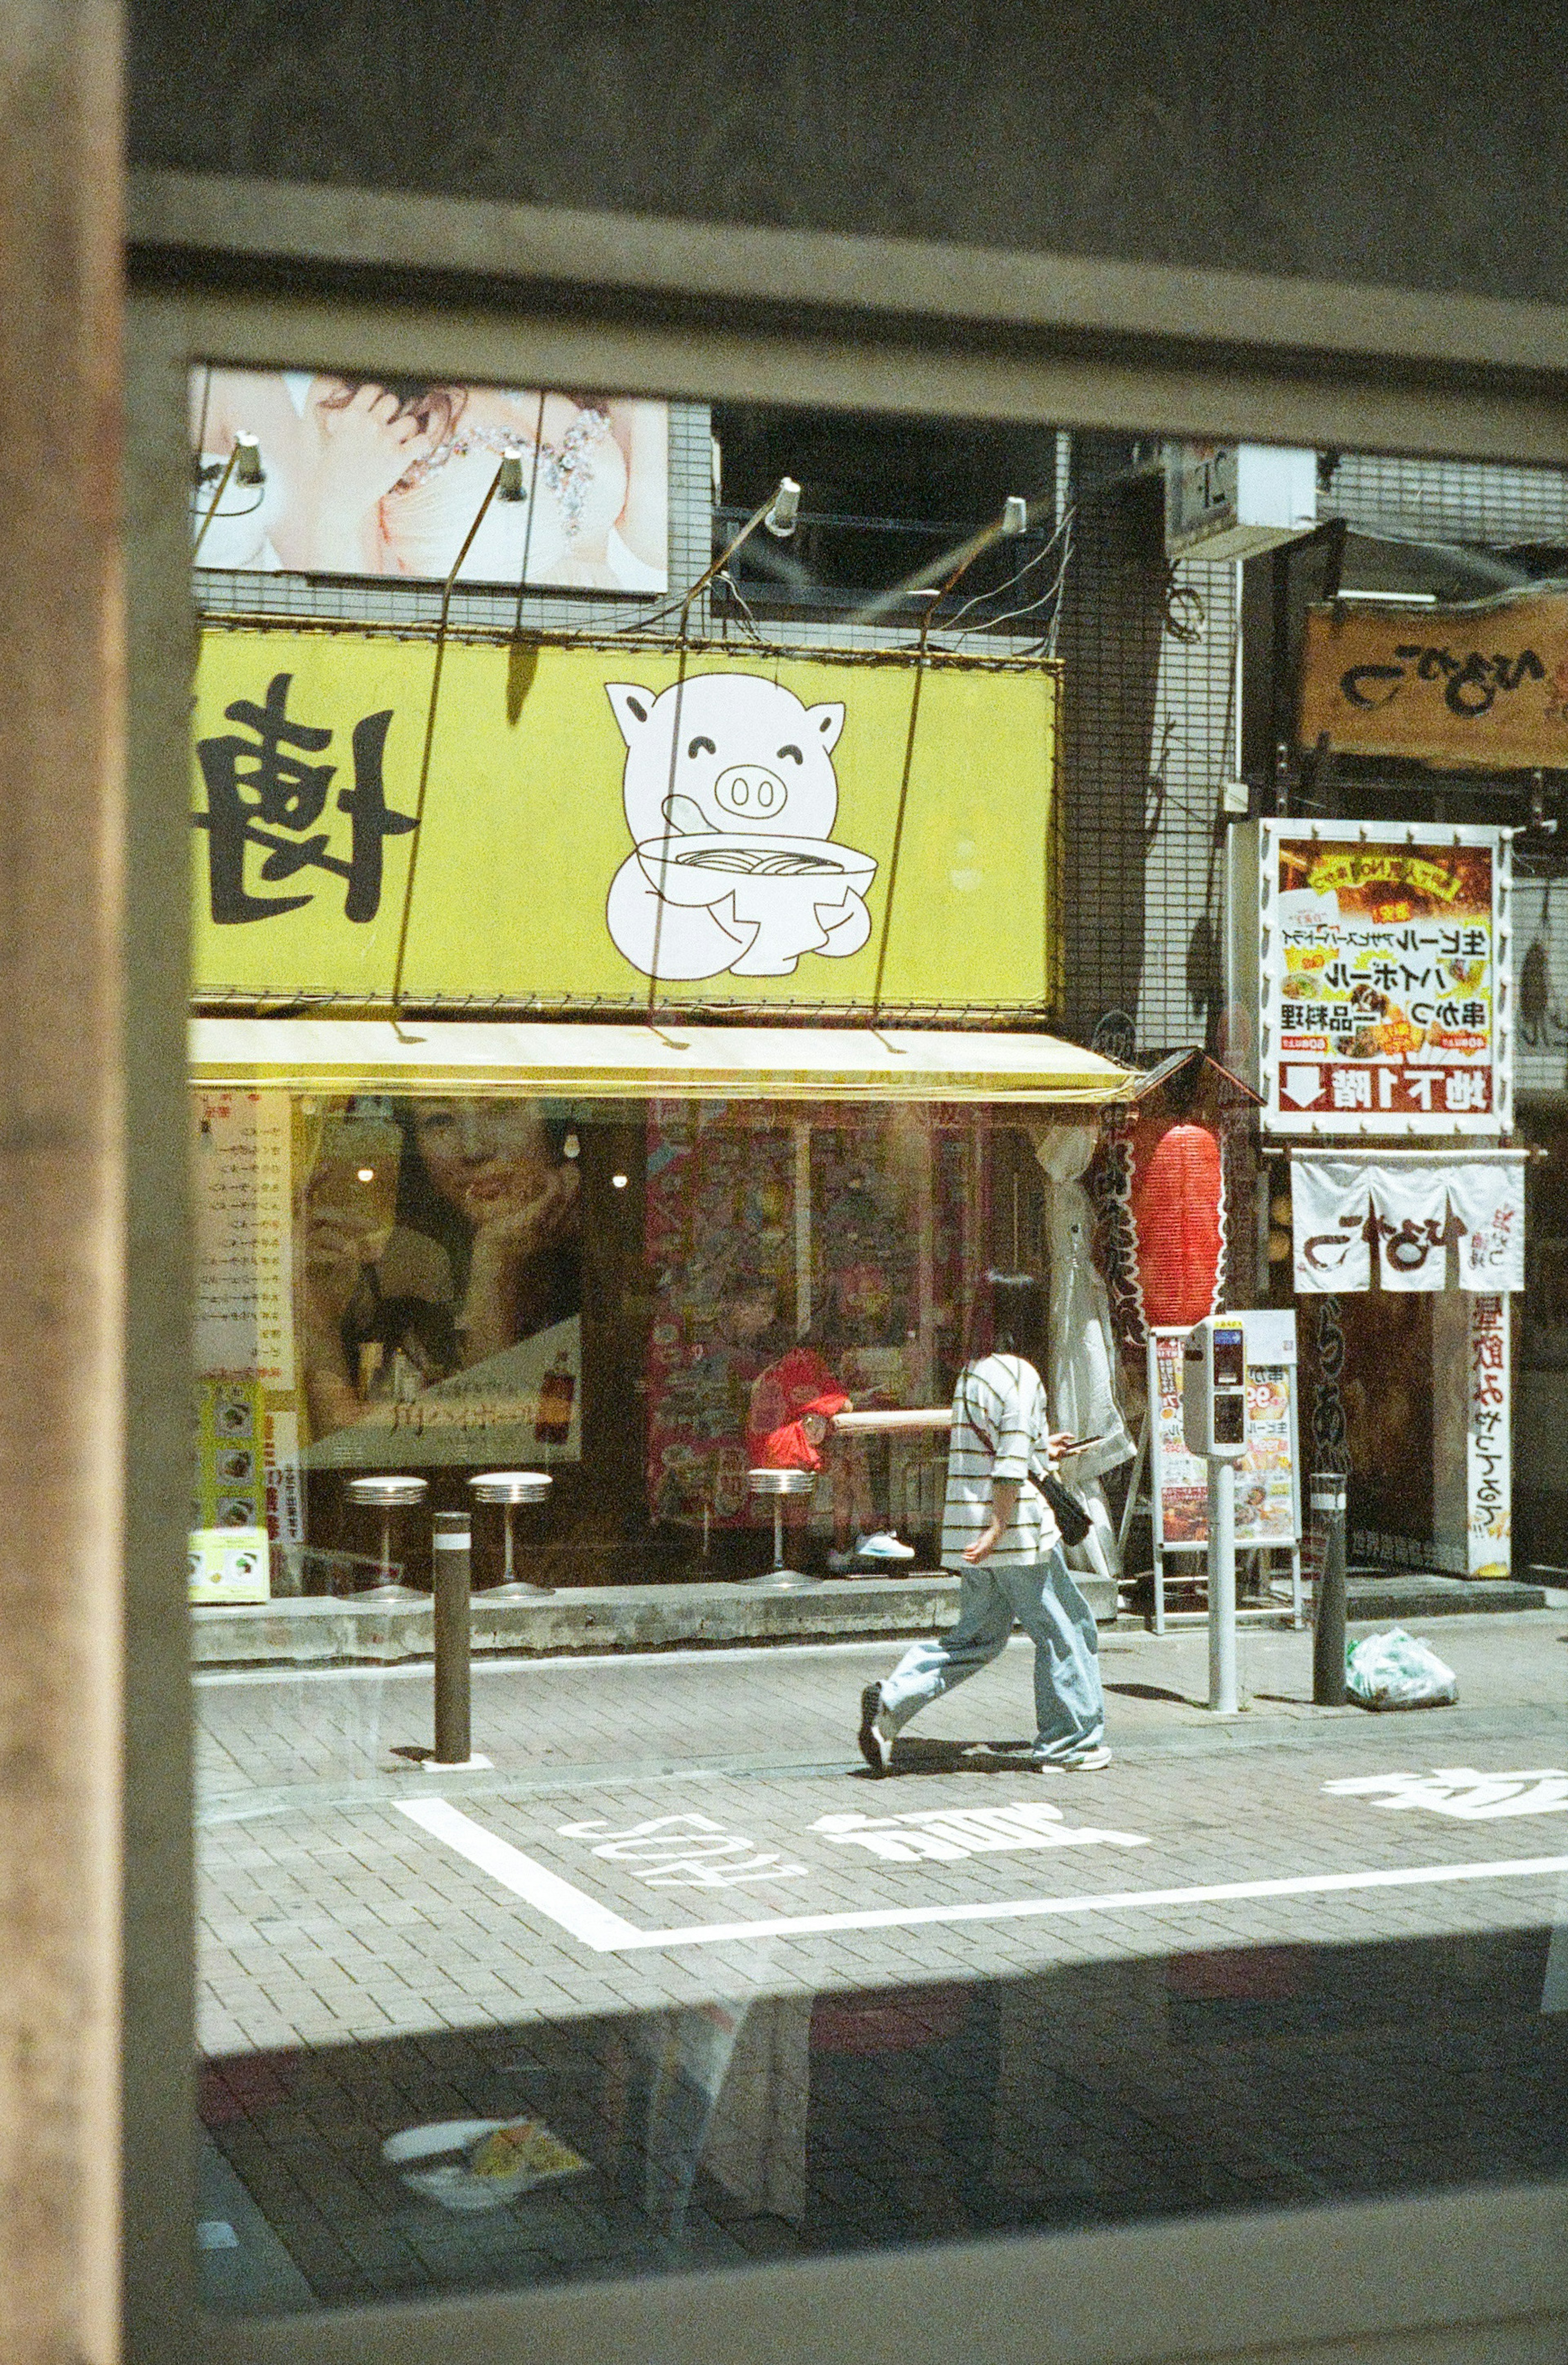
[940,1353,1060,1570]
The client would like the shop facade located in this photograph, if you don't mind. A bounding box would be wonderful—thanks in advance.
[187,603,1132,1610]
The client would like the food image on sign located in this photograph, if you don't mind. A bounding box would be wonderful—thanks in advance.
[1268,824,1502,1131]
[1150,1332,1297,1550]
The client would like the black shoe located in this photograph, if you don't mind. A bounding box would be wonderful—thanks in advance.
[858,1682,893,1776]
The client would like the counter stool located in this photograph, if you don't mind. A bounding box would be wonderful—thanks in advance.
[345,1474,428,1605]
[470,1470,555,1599]
[746,1466,820,1592]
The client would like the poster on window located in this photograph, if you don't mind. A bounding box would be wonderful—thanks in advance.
[1147,1320,1300,1550]
[189,367,669,592]
[1252,820,1508,1135]
[294,1095,582,1471]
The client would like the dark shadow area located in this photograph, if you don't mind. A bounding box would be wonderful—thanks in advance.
[199,1926,1567,2316]
[1105,1681,1196,1706]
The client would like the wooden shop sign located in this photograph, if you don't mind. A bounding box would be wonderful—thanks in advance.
[1298,585,1568,768]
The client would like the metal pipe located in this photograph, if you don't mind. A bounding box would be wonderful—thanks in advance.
[1208,1456,1238,1715]
[431,1510,472,1766]
[1312,1472,1348,1707]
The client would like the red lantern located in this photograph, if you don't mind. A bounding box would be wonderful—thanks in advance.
[1125,1116,1226,1331]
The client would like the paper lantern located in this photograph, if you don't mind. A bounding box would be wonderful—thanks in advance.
[1126,1117,1226,1330]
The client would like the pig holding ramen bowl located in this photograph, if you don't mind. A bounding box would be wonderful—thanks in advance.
[605,674,876,978]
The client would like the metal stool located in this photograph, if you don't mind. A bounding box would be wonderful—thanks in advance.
[345,1474,428,1604]
[470,1471,555,1599]
[746,1467,820,1591]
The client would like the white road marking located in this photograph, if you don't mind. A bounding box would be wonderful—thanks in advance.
[812,1801,1148,1860]
[1325,1769,1568,1819]
[397,1798,1568,1956]
[396,1797,645,1948]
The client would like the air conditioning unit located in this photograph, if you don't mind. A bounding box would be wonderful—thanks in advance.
[1164,443,1318,562]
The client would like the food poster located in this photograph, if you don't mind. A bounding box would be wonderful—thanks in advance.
[194,1380,267,1531]
[642,1104,974,1530]
[1148,1324,1300,1550]
[1263,824,1505,1133]
[192,1089,303,1585]
[293,1094,582,1471]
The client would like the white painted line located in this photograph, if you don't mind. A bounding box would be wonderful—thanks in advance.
[398,1798,1568,1956]
[396,1798,645,1949]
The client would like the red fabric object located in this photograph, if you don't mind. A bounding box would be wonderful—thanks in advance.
[746,1348,850,1470]
[1127,1116,1225,1329]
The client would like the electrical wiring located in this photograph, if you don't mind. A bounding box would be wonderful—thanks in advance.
[936,506,1072,632]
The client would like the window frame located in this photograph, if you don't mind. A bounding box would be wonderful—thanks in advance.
[125,178,1568,2364]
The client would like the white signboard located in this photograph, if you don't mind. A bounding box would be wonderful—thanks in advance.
[189,1526,270,1605]
[1232,820,1511,1137]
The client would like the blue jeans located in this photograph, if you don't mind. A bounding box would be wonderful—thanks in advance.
[877,1550,1105,1762]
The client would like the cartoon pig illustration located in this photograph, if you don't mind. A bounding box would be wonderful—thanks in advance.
[604,672,876,978]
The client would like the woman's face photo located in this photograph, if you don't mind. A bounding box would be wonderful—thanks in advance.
[412,1099,556,1227]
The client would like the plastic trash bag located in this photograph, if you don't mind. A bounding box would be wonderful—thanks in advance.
[1345,1627,1457,1711]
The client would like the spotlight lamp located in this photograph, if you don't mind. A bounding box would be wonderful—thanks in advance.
[497,448,528,501]
[1001,494,1029,535]
[233,432,264,486]
[764,477,801,538]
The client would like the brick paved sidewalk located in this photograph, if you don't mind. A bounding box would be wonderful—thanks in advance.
[193,1612,1568,2316]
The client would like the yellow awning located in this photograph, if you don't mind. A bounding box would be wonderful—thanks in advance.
[188,1020,1134,1105]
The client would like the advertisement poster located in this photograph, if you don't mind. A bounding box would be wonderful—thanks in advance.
[190,630,1060,1013]
[295,1094,582,1472]
[1260,821,1507,1134]
[1298,585,1568,769]
[193,1089,294,1382]
[1147,1321,1299,1550]
[189,367,669,592]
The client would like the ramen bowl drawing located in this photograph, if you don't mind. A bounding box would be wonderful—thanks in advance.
[634,833,877,976]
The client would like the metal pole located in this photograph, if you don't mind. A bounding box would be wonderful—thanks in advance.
[1312,1472,1348,1707]
[773,1499,785,1573]
[1207,1456,1238,1715]
[431,1510,472,1766]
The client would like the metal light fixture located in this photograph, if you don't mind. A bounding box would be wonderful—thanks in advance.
[1001,494,1029,535]
[232,432,263,487]
[763,477,801,537]
[497,448,528,501]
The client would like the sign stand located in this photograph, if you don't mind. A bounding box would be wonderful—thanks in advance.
[1140,1316,1303,1636]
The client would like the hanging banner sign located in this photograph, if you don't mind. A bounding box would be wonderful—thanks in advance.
[190,628,1059,1013]
[1290,1153,1526,1294]
[1245,819,1510,1135]
[1298,585,1568,767]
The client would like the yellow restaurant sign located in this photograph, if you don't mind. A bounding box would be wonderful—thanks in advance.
[192,628,1060,1010]
[1298,585,1568,768]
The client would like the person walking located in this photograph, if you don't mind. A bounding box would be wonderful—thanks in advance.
[858,1271,1110,1775]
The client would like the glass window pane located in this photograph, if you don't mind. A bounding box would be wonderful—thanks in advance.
[186,382,1568,2321]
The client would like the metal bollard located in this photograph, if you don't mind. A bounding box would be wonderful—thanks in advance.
[1311,1473,1348,1707]
[431,1510,472,1765]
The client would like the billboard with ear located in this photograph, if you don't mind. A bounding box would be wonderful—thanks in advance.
[191,630,1060,1013]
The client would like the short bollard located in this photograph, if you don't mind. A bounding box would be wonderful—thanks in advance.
[431,1511,474,1766]
[1311,1472,1348,1708]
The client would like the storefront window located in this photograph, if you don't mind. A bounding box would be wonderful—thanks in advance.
[196,1089,1044,1593]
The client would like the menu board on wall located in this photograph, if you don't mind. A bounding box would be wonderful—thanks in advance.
[193,1089,294,1381]
[1147,1314,1300,1550]
[1233,820,1510,1136]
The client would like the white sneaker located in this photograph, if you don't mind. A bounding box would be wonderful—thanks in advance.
[855,1530,916,1564]
[858,1682,894,1775]
[1055,1745,1113,1771]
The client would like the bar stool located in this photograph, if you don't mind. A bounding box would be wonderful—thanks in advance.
[345,1474,428,1605]
[469,1471,555,1599]
[746,1466,820,1591]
